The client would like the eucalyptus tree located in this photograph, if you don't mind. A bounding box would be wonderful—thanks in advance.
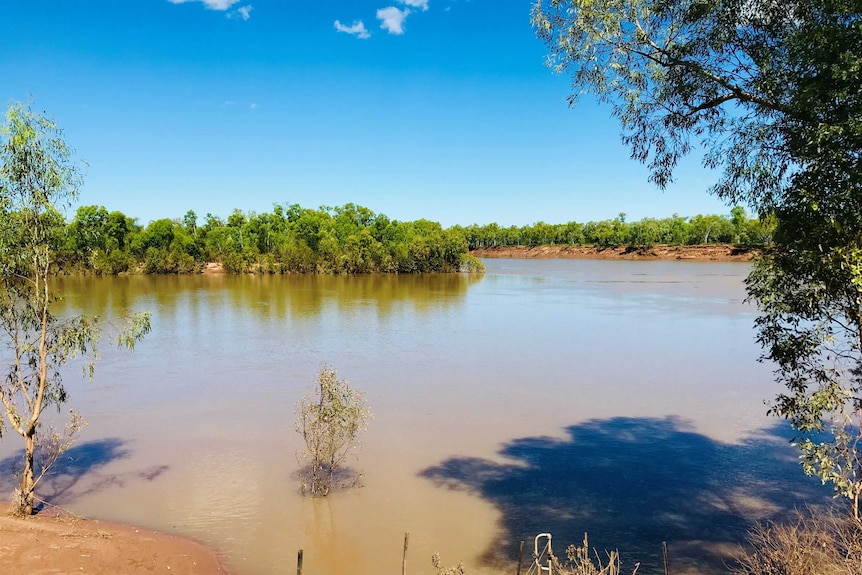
[533,0,862,513]
[0,102,150,515]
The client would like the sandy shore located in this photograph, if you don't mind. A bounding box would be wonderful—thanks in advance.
[471,244,758,261]
[0,505,229,574]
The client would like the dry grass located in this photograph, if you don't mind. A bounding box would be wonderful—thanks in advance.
[431,552,466,575]
[548,534,639,575]
[733,509,862,575]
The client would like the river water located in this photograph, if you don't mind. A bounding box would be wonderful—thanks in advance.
[0,259,829,575]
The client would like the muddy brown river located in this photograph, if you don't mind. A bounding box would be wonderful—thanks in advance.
[0,259,829,575]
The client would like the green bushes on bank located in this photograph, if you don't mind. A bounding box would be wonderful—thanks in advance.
[457,208,774,250]
[55,203,772,275]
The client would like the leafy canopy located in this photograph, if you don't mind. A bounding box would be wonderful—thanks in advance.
[532,0,860,211]
[533,0,862,514]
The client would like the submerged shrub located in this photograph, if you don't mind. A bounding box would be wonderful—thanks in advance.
[295,366,371,497]
[459,254,485,273]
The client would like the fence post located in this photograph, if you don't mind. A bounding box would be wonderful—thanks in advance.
[297,549,303,575]
[516,540,525,575]
[402,532,410,575]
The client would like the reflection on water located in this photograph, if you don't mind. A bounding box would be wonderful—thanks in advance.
[55,272,482,322]
[0,260,830,575]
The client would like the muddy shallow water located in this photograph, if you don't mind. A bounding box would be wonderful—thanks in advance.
[0,259,829,575]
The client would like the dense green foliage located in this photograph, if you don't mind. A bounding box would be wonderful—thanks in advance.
[54,204,770,275]
[740,3,862,517]
[533,0,862,515]
[59,203,483,275]
[459,207,773,249]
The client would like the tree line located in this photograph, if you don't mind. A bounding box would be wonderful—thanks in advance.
[456,207,774,250]
[60,203,482,275]
[59,203,771,275]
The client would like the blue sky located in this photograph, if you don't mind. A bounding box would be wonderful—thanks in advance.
[1,0,731,227]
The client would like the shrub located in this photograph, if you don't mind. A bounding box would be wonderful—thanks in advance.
[733,508,862,575]
[432,553,466,575]
[295,366,371,497]
[459,254,485,273]
[550,534,637,575]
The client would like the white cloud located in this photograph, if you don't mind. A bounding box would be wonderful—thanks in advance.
[334,20,371,39]
[399,0,429,10]
[219,101,259,110]
[171,0,252,21]
[168,0,241,10]
[377,6,410,35]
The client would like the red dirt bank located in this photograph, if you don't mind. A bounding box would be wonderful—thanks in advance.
[0,505,228,574]
[471,244,758,262]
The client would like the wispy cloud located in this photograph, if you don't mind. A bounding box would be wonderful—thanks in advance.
[334,20,371,39]
[219,100,259,110]
[377,6,410,35]
[168,0,240,10]
[170,0,253,20]
[399,0,429,10]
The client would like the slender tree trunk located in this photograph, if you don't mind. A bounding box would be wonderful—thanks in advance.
[22,428,36,515]
[854,307,862,522]
[854,486,859,522]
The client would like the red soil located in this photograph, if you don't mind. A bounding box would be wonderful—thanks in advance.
[0,505,229,575]
[471,244,758,262]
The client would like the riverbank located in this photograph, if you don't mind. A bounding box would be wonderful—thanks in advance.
[0,504,229,574]
[471,244,758,261]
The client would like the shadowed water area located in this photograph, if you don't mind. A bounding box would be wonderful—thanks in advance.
[0,260,830,575]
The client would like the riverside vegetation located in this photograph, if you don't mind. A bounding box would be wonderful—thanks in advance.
[58,205,770,275]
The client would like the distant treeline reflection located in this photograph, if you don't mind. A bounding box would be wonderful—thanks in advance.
[56,203,773,275]
[55,272,482,321]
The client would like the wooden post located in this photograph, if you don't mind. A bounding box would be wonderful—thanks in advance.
[662,541,669,575]
[297,549,304,575]
[516,540,525,575]
[402,532,410,575]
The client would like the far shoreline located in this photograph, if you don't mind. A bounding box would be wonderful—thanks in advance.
[471,244,758,262]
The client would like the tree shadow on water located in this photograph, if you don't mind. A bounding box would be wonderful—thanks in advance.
[420,416,833,575]
[0,438,169,511]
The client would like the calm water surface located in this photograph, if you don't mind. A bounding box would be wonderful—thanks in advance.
[0,259,829,575]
